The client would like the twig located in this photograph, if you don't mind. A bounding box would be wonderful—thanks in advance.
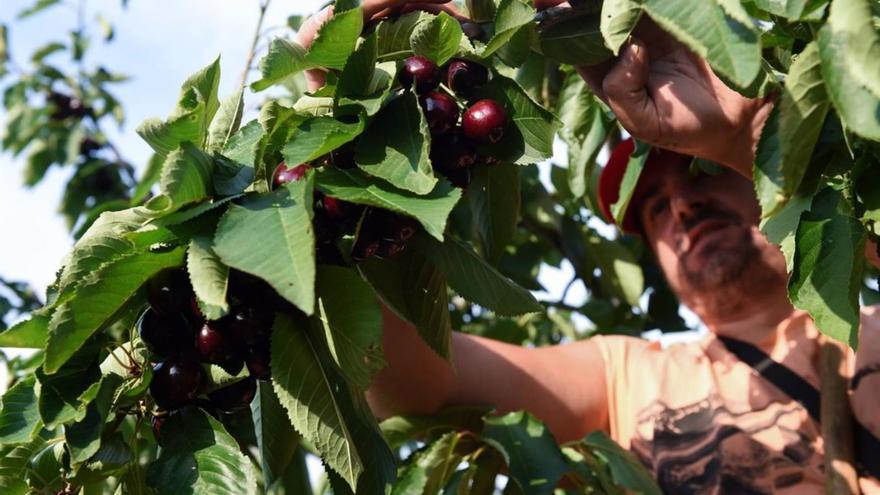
[240,0,272,91]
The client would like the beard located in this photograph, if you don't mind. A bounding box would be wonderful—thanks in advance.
[679,225,759,291]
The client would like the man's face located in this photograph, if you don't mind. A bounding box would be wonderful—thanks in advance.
[634,162,788,320]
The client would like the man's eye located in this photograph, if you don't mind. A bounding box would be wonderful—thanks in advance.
[650,198,669,218]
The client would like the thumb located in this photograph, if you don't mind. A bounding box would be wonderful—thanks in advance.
[602,39,658,142]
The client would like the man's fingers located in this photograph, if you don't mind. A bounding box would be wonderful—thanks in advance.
[602,39,658,142]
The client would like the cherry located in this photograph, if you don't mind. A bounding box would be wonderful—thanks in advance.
[462,99,507,144]
[195,323,244,374]
[137,309,197,359]
[446,60,488,97]
[321,195,357,223]
[272,162,310,188]
[208,378,257,413]
[150,358,205,411]
[328,143,357,169]
[218,305,273,348]
[399,56,440,93]
[430,130,476,173]
[79,137,103,157]
[147,269,195,317]
[246,343,271,381]
[420,91,459,135]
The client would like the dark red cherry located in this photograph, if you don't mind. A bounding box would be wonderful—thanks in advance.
[137,309,197,359]
[246,344,271,381]
[221,306,273,348]
[195,323,244,374]
[272,162,310,188]
[420,91,459,135]
[150,359,205,411]
[462,99,507,144]
[147,269,195,317]
[430,130,476,173]
[399,56,440,93]
[322,195,355,222]
[208,378,257,413]
[446,60,488,97]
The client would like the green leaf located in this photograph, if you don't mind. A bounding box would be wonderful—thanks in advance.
[207,89,244,153]
[270,313,395,491]
[475,75,562,165]
[30,42,66,63]
[410,12,464,66]
[146,408,257,494]
[37,343,100,429]
[0,376,40,445]
[131,153,164,205]
[148,142,214,214]
[358,250,452,359]
[752,0,824,19]
[556,74,612,200]
[44,247,186,373]
[375,12,425,60]
[611,140,649,225]
[419,237,542,316]
[468,164,520,264]
[337,32,379,98]
[778,42,830,195]
[251,39,310,92]
[480,0,535,58]
[466,0,497,22]
[584,228,644,306]
[821,0,880,99]
[282,115,365,168]
[481,411,569,495]
[392,432,465,495]
[539,12,613,65]
[0,435,47,495]
[224,120,265,168]
[65,374,123,465]
[818,15,880,139]
[315,167,461,241]
[252,382,300,489]
[188,235,229,320]
[601,0,642,55]
[213,177,316,315]
[17,0,61,19]
[789,187,864,348]
[356,93,437,194]
[380,405,491,448]
[316,266,385,390]
[0,314,49,348]
[583,431,662,495]
[642,0,761,88]
[307,5,364,69]
[136,57,222,155]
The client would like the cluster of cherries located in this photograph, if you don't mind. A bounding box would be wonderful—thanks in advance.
[401,55,507,188]
[47,91,94,121]
[273,153,419,263]
[142,269,276,418]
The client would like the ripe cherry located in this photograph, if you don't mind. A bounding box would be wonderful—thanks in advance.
[150,358,205,411]
[246,343,271,381]
[272,162,310,188]
[208,378,257,413]
[420,91,459,135]
[462,99,507,144]
[147,269,195,317]
[446,60,488,97]
[430,130,476,173]
[138,309,196,359]
[399,56,440,93]
[196,323,244,374]
[321,195,356,222]
[220,305,273,348]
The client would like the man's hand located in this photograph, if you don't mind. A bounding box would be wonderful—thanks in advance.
[575,19,773,178]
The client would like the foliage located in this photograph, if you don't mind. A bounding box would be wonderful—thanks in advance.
[0,0,877,493]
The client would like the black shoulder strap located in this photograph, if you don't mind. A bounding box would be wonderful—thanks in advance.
[717,335,880,480]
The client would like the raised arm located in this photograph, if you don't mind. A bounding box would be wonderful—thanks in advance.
[368,306,610,443]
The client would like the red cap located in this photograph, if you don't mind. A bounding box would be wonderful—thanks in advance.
[597,139,689,234]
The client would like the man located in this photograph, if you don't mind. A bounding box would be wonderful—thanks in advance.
[297,1,880,492]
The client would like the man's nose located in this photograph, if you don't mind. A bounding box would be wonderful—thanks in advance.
[669,194,705,226]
